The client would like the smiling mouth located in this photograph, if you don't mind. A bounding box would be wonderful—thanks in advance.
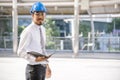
[37,20,43,25]
[38,20,43,22]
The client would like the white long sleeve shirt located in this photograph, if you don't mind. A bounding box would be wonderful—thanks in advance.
[17,22,48,65]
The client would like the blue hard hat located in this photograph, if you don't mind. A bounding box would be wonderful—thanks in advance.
[30,2,47,14]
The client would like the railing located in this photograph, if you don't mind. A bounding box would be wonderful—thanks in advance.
[0,36,120,52]
[46,37,120,52]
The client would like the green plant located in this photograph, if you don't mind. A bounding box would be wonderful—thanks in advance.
[79,22,91,37]
[18,26,25,36]
[44,18,60,49]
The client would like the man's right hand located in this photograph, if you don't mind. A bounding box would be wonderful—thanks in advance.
[35,56,48,62]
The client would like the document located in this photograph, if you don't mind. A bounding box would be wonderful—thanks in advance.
[27,51,55,58]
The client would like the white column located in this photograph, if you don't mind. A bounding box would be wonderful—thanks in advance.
[12,0,18,54]
[72,0,79,57]
[88,10,95,51]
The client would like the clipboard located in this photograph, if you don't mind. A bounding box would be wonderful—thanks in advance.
[27,51,55,58]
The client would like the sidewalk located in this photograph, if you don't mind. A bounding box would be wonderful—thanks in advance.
[0,49,120,80]
[0,58,120,80]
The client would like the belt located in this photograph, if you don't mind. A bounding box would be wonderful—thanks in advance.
[28,64,46,67]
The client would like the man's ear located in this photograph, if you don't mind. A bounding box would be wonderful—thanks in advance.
[44,13,46,17]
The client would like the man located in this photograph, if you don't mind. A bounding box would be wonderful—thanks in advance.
[17,2,51,80]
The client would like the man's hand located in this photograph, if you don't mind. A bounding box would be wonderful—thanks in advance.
[46,64,51,78]
[35,56,48,62]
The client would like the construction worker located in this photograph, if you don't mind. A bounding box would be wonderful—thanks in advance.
[17,2,51,80]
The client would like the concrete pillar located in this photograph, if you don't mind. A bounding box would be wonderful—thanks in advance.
[88,10,95,51]
[72,0,79,57]
[12,0,18,54]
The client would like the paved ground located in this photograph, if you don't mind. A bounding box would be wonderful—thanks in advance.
[0,49,120,80]
[0,58,120,80]
[0,50,120,80]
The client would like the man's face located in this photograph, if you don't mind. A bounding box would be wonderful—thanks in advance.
[32,11,46,25]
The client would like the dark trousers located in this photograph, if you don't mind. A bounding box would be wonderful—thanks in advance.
[26,64,46,80]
